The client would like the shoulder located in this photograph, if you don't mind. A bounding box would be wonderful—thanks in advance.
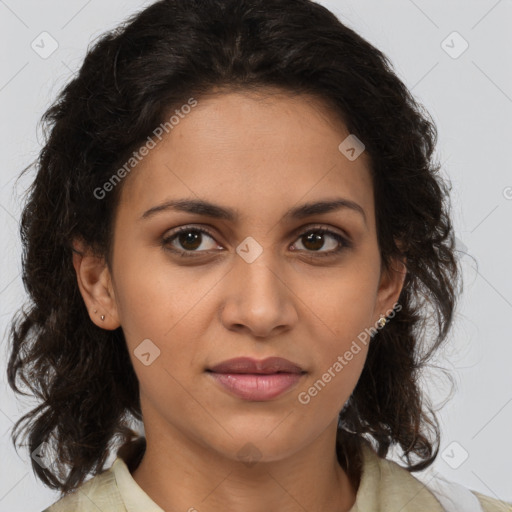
[355,443,447,510]
[357,443,512,511]
[42,466,125,512]
[472,491,512,512]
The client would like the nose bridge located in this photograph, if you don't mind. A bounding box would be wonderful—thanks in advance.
[220,239,297,335]
[235,241,284,308]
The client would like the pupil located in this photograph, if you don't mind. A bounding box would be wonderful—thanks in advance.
[304,232,323,251]
[180,231,201,250]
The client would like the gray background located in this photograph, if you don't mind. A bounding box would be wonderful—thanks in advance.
[0,0,511,510]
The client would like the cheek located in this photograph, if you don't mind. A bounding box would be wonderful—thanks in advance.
[112,243,212,340]
[113,267,214,398]
[304,267,379,342]
[297,275,376,409]
[298,336,369,417]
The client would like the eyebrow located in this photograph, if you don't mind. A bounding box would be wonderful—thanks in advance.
[140,197,367,226]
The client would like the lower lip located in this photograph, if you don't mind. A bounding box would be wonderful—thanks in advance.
[207,372,304,401]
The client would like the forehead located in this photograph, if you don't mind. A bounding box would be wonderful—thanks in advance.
[117,90,375,226]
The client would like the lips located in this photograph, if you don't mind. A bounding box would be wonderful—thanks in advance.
[207,357,305,375]
[206,357,306,401]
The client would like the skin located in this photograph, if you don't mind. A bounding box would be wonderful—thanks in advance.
[72,89,406,512]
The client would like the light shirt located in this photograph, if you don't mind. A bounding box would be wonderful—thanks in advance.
[43,440,512,512]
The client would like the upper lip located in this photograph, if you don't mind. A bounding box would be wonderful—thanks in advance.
[207,357,305,374]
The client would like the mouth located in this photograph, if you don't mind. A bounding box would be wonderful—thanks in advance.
[206,356,306,375]
[206,357,306,401]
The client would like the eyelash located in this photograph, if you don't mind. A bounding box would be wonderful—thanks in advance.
[161,224,352,259]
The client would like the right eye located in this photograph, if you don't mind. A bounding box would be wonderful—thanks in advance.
[161,226,224,256]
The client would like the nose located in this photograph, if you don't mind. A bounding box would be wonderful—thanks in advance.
[219,253,299,339]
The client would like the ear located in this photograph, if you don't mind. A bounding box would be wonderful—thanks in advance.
[373,252,407,325]
[71,238,121,330]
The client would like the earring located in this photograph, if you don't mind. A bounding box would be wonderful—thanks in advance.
[94,309,105,321]
[377,315,387,328]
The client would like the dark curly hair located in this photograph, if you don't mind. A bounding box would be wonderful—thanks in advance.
[7,0,461,496]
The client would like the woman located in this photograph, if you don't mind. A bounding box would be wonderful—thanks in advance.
[6,0,511,510]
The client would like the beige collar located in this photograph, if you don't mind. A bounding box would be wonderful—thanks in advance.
[109,439,444,512]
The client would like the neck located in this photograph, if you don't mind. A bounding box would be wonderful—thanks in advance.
[130,420,359,512]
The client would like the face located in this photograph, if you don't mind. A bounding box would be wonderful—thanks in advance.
[74,89,405,463]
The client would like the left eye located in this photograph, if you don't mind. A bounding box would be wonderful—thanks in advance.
[292,229,348,254]
[162,226,350,257]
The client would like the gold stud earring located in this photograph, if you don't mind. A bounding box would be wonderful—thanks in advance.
[377,315,387,328]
